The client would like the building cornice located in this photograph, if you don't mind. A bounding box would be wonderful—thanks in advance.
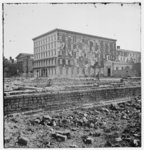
[32,28,117,41]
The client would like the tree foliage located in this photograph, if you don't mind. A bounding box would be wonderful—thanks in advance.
[3,56,18,77]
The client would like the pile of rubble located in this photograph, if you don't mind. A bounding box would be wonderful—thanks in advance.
[4,96,141,148]
[4,76,141,97]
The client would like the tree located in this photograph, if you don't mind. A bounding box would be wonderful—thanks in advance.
[3,56,18,77]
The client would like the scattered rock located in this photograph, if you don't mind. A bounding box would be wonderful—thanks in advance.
[101,108,110,114]
[52,120,57,126]
[83,136,94,144]
[4,136,11,143]
[89,123,94,128]
[133,133,140,137]
[115,137,122,142]
[89,131,101,137]
[46,142,51,148]
[71,127,77,131]
[69,144,78,148]
[84,127,90,132]
[56,130,71,139]
[84,113,88,117]
[62,118,67,123]
[10,118,18,123]
[34,118,41,124]
[43,114,52,121]
[83,117,88,124]
[104,128,111,133]
[46,125,54,132]
[132,139,140,146]
[77,119,83,126]
[109,104,118,110]
[121,114,127,119]
[51,133,67,142]
[17,136,29,146]
[105,141,112,147]
[4,94,141,148]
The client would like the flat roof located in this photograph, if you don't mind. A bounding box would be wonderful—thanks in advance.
[16,53,33,59]
[32,28,117,41]
[117,49,141,54]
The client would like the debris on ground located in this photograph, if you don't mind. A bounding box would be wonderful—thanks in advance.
[4,96,141,148]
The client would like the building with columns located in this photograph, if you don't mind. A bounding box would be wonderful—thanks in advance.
[16,53,34,77]
[33,28,117,78]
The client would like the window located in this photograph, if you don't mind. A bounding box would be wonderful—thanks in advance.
[52,68,53,75]
[66,59,68,65]
[54,49,55,56]
[60,67,62,75]
[77,67,79,74]
[60,59,63,65]
[70,60,73,65]
[55,58,56,65]
[66,68,68,75]
[54,34,56,41]
[54,42,56,48]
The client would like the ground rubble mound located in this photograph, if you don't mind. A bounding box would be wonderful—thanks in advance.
[4,96,141,148]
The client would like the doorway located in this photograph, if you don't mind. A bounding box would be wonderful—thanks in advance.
[107,68,111,77]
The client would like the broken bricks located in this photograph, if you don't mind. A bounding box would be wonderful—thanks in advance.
[5,94,141,148]
[51,133,67,142]
[82,136,94,144]
[17,136,29,146]
[51,130,71,142]
[89,130,101,137]
[43,114,52,121]
[115,137,122,142]
[56,130,71,139]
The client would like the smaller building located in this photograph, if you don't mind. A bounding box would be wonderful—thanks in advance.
[16,53,34,77]
[112,47,141,77]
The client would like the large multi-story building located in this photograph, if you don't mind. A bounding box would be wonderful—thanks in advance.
[33,28,117,78]
[33,29,141,78]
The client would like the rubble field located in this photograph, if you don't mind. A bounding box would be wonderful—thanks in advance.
[4,77,141,96]
[4,96,141,148]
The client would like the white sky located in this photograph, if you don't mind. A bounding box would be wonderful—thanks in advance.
[3,3,141,59]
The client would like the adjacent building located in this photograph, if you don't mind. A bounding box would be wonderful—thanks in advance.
[16,53,34,77]
[33,28,117,78]
[113,47,141,77]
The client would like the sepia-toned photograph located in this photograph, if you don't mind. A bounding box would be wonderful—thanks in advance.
[3,2,141,148]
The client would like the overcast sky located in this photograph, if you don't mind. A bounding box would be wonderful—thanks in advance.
[3,3,141,59]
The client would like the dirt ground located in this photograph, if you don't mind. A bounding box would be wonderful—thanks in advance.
[4,95,141,148]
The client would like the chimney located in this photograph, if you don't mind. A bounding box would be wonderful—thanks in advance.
[117,46,120,49]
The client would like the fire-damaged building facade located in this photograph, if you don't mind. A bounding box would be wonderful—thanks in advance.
[33,29,141,78]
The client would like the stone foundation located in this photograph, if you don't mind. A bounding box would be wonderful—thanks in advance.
[4,86,141,115]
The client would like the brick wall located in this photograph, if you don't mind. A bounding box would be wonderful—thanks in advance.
[4,86,141,115]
